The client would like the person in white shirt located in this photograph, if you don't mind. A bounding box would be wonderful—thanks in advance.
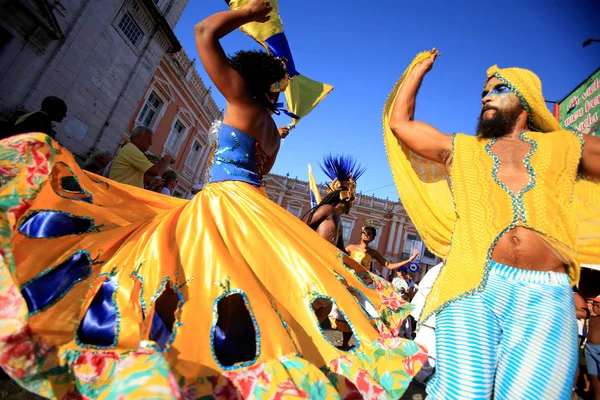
[411,262,443,385]
[160,170,178,196]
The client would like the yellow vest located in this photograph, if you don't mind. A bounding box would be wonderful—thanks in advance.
[382,53,600,323]
[422,131,583,320]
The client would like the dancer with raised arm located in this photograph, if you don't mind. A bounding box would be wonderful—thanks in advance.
[383,49,600,399]
[0,1,426,398]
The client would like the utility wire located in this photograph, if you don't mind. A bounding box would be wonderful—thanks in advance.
[360,183,396,194]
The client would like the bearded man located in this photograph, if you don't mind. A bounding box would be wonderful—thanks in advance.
[384,49,600,399]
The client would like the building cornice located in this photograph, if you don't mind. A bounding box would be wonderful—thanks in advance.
[139,0,181,52]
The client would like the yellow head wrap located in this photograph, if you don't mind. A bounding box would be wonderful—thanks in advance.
[486,65,561,133]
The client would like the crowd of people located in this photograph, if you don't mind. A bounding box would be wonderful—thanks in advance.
[0,0,599,399]
[2,101,205,199]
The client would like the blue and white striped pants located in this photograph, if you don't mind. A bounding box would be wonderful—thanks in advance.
[427,261,578,400]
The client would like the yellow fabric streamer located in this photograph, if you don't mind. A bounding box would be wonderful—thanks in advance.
[382,51,455,258]
[228,0,284,41]
[307,163,322,204]
[285,74,334,127]
[226,0,333,126]
[573,177,600,265]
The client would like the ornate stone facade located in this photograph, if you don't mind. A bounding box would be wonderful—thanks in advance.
[123,48,222,198]
[0,0,188,157]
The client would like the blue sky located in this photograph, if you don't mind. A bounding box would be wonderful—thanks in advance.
[175,0,600,200]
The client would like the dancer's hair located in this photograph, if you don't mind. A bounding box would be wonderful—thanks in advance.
[363,226,377,239]
[229,50,287,109]
[304,190,345,226]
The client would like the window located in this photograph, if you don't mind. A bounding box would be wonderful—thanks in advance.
[118,12,143,47]
[423,247,436,261]
[137,92,162,128]
[185,140,203,169]
[0,26,13,59]
[370,226,382,249]
[403,232,423,258]
[165,120,186,155]
[286,204,303,218]
[341,218,354,246]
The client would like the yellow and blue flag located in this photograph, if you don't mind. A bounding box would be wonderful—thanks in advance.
[225,0,333,126]
[308,164,321,208]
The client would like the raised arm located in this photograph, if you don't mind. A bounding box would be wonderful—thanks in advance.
[389,49,452,167]
[371,249,419,270]
[194,0,271,104]
[145,154,172,177]
[580,134,600,180]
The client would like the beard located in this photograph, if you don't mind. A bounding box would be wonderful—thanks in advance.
[476,105,523,139]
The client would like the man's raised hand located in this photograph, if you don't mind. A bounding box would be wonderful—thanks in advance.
[417,48,440,74]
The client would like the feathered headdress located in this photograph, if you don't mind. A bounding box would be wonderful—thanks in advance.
[320,153,366,203]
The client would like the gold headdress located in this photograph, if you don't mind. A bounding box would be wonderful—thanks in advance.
[486,65,561,133]
[327,178,357,202]
[320,154,366,204]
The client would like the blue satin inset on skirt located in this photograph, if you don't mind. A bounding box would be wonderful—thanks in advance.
[150,312,172,350]
[213,295,257,367]
[77,279,117,347]
[19,210,94,238]
[21,252,92,314]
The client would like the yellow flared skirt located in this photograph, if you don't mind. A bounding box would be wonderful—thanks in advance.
[0,134,425,399]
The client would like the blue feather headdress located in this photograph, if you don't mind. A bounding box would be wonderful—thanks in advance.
[320,153,365,202]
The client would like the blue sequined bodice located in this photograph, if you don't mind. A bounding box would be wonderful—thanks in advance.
[208,123,261,187]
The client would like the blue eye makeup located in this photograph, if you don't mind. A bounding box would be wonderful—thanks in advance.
[482,84,511,98]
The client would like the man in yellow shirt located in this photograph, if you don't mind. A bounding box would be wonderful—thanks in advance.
[109,126,172,188]
[386,50,600,399]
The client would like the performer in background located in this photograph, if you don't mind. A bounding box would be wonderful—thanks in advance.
[331,222,419,350]
[303,153,365,253]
